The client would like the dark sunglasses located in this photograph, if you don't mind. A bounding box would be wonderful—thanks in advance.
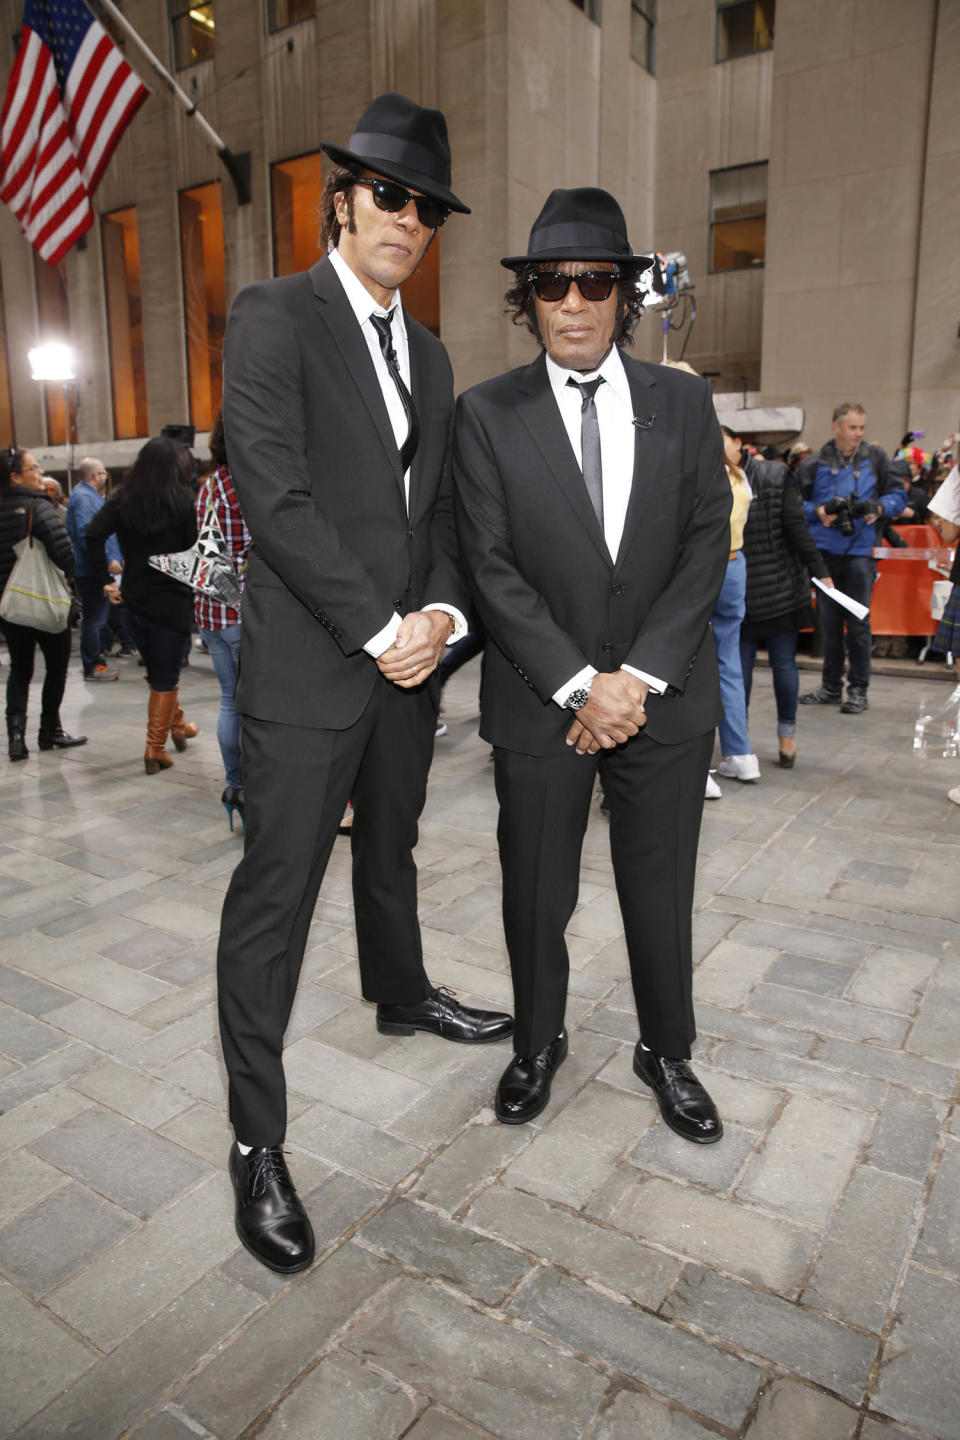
[351,176,449,230]
[532,269,620,302]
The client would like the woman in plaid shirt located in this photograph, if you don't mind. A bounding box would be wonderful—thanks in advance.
[196,415,251,830]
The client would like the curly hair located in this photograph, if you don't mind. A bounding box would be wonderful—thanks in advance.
[320,162,359,250]
[504,264,646,349]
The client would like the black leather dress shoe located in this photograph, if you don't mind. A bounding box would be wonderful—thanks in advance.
[229,1144,315,1274]
[632,1045,723,1144]
[495,1030,568,1125]
[38,727,88,750]
[377,985,513,1043]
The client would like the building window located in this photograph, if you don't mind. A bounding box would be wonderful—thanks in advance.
[271,152,324,276]
[102,208,149,440]
[179,182,225,431]
[0,272,14,447]
[569,0,601,22]
[716,0,774,62]
[631,0,656,71]
[709,162,767,271]
[265,0,316,31]
[170,1,214,69]
[32,254,71,446]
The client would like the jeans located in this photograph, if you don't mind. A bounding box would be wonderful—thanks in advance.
[711,552,751,756]
[740,630,799,738]
[0,619,71,727]
[818,551,874,693]
[75,574,109,674]
[126,611,187,692]
[199,624,242,788]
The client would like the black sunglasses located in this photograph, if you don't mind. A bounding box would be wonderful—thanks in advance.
[351,176,449,230]
[532,269,620,302]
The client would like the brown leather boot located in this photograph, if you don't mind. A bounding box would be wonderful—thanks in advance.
[170,686,198,753]
[145,690,177,774]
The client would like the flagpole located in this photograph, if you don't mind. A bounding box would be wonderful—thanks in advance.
[95,0,251,204]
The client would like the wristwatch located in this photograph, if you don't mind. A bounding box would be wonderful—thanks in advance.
[565,684,593,711]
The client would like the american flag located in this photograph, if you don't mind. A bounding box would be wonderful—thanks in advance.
[1,0,149,264]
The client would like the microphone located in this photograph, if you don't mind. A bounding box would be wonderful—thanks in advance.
[633,414,656,430]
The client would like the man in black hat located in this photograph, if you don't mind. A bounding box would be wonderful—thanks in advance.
[453,187,731,1136]
[217,93,512,1275]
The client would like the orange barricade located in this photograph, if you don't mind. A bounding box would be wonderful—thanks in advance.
[870,524,944,637]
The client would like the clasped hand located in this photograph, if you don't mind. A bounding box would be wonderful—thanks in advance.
[565,670,649,755]
[376,610,453,688]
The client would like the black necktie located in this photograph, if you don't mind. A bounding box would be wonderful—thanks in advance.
[369,310,420,474]
[567,376,604,530]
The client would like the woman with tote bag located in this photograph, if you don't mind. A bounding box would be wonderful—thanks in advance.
[0,449,86,761]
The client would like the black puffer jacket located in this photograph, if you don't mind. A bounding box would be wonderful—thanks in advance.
[742,461,829,624]
[0,485,76,594]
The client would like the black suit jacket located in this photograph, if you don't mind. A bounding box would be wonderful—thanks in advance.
[222,255,467,729]
[452,353,731,754]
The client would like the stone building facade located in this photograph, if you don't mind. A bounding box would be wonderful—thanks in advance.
[0,0,956,471]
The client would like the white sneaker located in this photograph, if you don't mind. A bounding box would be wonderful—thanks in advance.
[717,753,761,782]
[704,772,722,800]
[948,786,960,806]
[434,721,448,738]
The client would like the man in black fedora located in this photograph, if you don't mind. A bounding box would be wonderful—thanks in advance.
[453,187,731,1136]
[217,92,512,1275]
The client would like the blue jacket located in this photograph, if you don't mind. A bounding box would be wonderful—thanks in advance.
[801,440,905,556]
[66,481,121,577]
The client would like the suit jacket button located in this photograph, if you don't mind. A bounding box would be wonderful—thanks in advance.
[393,600,402,610]
[611,584,623,596]
[601,642,614,653]
[407,529,415,540]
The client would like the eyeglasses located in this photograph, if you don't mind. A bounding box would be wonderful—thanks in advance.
[532,269,620,302]
[351,176,449,230]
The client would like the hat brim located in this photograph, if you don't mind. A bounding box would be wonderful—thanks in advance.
[320,141,471,215]
[501,248,654,272]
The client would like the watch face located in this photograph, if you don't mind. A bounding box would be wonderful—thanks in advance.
[567,688,590,711]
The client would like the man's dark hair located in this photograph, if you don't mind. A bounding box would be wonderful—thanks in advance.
[208,411,228,469]
[504,265,646,349]
[116,436,195,534]
[719,426,739,441]
[0,450,12,496]
[6,447,26,477]
[320,162,359,250]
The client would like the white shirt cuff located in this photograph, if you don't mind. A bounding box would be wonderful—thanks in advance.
[622,664,667,694]
[364,613,402,659]
[423,603,468,644]
[553,664,598,709]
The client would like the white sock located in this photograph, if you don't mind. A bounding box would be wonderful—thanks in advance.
[237,1142,252,1155]
[639,1040,651,1052]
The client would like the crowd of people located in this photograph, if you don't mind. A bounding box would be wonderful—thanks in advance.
[698,406,959,801]
[1,90,957,1283]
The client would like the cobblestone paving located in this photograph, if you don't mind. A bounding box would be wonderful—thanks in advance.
[0,650,958,1439]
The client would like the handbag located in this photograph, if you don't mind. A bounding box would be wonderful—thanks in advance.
[148,484,243,609]
[0,502,72,633]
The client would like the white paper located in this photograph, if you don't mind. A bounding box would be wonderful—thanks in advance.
[814,576,869,621]
[928,465,960,525]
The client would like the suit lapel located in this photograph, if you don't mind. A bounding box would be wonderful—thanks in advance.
[614,360,666,572]
[406,318,431,520]
[309,258,404,497]
[515,355,611,567]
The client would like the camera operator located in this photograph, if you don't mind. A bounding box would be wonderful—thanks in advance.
[797,402,905,714]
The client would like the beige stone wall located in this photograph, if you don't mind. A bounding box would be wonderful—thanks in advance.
[760,0,944,452]
[0,0,953,461]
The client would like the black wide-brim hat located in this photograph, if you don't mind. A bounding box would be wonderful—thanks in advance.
[321,92,470,215]
[502,187,651,270]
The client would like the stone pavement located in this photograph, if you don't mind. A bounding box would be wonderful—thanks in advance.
[0,648,958,1440]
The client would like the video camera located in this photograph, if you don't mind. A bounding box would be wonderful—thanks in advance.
[822,495,881,537]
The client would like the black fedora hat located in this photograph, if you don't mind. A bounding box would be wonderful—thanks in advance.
[502,187,651,271]
[320,92,470,215]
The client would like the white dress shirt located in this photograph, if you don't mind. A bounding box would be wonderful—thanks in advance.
[327,248,465,656]
[544,347,666,707]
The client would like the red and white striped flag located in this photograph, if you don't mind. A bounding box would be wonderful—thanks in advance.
[1,0,149,264]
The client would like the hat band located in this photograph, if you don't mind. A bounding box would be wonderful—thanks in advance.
[528,220,631,256]
[347,130,448,185]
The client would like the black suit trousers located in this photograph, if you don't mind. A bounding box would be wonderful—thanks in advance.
[217,677,436,1143]
[494,728,713,1058]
